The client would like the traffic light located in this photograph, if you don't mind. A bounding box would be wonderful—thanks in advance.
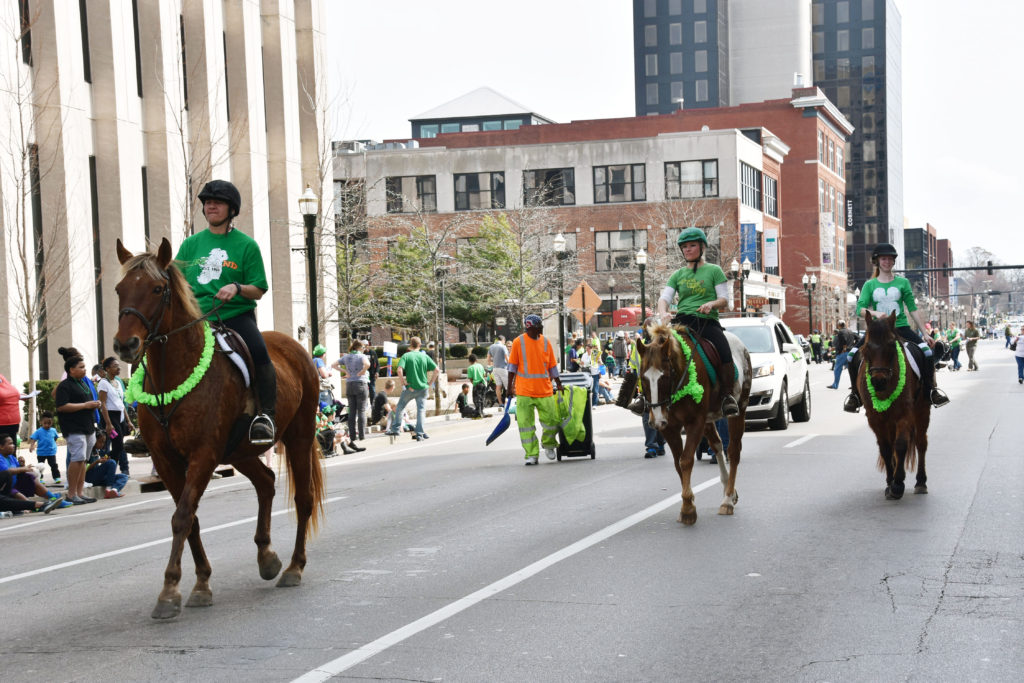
[987,260,993,275]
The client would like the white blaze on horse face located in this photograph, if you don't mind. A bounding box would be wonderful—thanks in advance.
[644,366,666,427]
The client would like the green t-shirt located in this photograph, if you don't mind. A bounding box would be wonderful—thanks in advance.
[665,263,727,320]
[175,228,269,320]
[398,349,437,390]
[945,328,961,348]
[964,327,980,347]
[856,277,916,328]
[466,362,487,386]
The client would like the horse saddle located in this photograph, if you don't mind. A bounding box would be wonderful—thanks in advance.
[683,329,723,385]
[211,323,254,388]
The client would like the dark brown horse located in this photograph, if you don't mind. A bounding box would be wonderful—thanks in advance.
[857,311,930,499]
[113,238,325,619]
[637,323,752,525]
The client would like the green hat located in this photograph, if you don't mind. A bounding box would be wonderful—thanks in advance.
[677,227,708,246]
[312,344,326,357]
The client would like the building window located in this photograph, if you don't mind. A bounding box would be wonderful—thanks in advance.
[817,130,824,163]
[694,0,707,13]
[764,175,778,218]
[828,139,835,170]
[863,139,876,162]
[132,0,143,95]
[836,192,845,228]
[862,55,876,76]
[19,0,32,65]
[837,145,845,178]
[837,1,850,23]
[481,120,501,131]
[386,175,437,214]
[695,50,708,72]
[695,79,708,102]
[812,3,823,25]
[80,0,91,82]
[862,27,874,49]
[669,0,682,14]
[523,168,575,206]
[813,31,824,53]
[741,163,762,210]
[813,59,824,82]
[645,24,657,47]
[503,119,523,130]
[644,0,657,18]
[862,0,875,21]
[836,58,850,79]
[865,195,878,217]
[596,230,648,272]
[836,85,850,107]
[864,167,877,190]
[818,178,825,213]
[694,21,707,43]
[645,53,658,76]
[594,164,646,204]
[454,172,504,211]
[670,52,683,74]
[419,124,438,138]
[441,122,460,134]
[837,30,849,51]
[669,22,682,45]
[646,83,659,105]
[862,83,876,105]
[665,160,718,198]
[670,81,684,102]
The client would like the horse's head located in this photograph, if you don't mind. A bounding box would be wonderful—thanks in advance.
[637,323,684,430]
[861,310,900,391]
[112,238,199,363]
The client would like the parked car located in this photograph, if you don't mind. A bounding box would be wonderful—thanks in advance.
[793,333,812,358]
[721,315,811,429]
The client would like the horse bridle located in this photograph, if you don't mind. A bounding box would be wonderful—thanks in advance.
[118,270,226,352]
[644,341,689,409]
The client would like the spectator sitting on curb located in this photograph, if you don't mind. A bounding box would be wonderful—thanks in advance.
[369,379,395,428]
[456,384,480,418]
[84,432,129,498]
[0,435,69,508]
[1,469,64,514]
[596,366,616,405]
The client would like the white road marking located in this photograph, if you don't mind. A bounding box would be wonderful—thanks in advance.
[0,496,347,585]
[784,434,817,448]
[291,477,723,682]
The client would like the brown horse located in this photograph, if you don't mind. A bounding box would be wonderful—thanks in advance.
[112,238,325,619]
[637,323,752,525]
[857,311,930,499]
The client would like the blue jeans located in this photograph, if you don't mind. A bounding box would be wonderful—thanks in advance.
[950,346,961,370]
[832,351,850,388]
[643,412,665,454]
[591,374,601,407]
[388,386,428,436]
[1016,356,1024,381]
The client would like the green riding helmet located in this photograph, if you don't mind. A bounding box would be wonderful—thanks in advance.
[312,344,327,357]
[676,227,708,246]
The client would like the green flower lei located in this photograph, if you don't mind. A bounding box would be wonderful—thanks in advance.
[669,329,705,405]
[126,322,215,406]
[865,340,906,412]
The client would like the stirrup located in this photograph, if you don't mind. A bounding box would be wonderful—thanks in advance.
[843,391,861,413]
[627,396,647,416]
[249,414,276,445]
[721,394,739,417]
[930,388,950,407]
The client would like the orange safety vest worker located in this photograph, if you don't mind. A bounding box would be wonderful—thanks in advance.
[508,334,557,397]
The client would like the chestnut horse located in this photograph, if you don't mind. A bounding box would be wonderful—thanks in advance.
[113,238,325,619]
[637,323,752,525]
[857,311,930,499]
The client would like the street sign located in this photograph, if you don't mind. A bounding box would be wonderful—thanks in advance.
[567,280,601,325]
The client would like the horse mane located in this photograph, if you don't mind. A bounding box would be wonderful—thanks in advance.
[863,314,897,345]
[120,252,204,321]
[645,322,686,369]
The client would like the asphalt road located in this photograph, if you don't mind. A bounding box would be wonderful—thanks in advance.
[2,341,1022,682]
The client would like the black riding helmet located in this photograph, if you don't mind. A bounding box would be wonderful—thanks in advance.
[198,180,242,218]
[871,242,898,262]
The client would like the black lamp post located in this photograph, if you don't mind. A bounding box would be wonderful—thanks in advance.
[607,274,616,329]
[635,248,647,326]
[298,186,319,350]
[802,273,817,335]
[731,257,752,316]
[553,232,568,368]
[436,254,454,374]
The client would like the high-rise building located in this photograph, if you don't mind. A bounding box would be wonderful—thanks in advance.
[633,0,902,287]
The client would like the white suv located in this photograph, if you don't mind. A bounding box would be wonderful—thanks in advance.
[720,315,811,430]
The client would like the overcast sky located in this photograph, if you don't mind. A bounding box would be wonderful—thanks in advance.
[326,0,1024,267]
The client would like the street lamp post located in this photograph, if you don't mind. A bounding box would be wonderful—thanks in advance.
[553,233,568,369]
[436,254,454,374]
[730,257,752,315]
[636,248,647,328]
[298,186,319,350]
[802,273,817,335]
[607,274,616,330]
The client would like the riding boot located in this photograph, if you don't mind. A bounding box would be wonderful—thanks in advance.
[616,370,639,408]
[250,363,277,445]
[927,353,950,407]
[844,349,862,413]
[719,362,739,417]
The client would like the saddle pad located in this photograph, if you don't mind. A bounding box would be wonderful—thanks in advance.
[216,332,250,387]
[901,341,922,379]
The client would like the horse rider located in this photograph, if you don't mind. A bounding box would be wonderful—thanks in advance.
[655,227,739,417]
[175,180,277,444]
[506,314,563,465]
[843,242,950,413]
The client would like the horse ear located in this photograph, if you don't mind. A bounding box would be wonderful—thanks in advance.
[864,309,873,324]
[887,310,897,328]
[156,238,173,270]
[116,239,133,265]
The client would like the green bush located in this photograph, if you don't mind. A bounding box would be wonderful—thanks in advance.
[448,344,468,359]
[22,379,60,431]
[471,345,488,357]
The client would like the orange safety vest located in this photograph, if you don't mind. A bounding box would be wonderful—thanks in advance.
[509,334,557,398]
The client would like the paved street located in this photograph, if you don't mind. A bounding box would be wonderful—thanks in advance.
[2,341,1022,682]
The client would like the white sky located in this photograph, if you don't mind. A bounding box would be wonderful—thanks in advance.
[326,0,1024,267]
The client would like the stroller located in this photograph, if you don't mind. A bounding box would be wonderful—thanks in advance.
[482,375,499,408]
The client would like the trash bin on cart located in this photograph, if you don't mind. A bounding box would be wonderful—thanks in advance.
[554,371,595,460]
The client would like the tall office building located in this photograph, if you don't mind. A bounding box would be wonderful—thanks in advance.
[633,0,903,287]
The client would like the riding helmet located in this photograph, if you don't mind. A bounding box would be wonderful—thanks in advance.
[676,227,708,246]
[871,242,898,261]
[198,180,242,218]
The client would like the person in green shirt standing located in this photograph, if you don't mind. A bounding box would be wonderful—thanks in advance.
[175,180,276,444]
[465,354,488,414]
[655,227,738,416]
[384,337,438,441]
[945,321,963,371]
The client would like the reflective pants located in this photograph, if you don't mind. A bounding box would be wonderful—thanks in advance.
[515,395,559,459]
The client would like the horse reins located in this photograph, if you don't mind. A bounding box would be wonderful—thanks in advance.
[645,337,691,409]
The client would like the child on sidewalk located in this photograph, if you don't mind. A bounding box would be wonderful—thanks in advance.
[29,411,61,485]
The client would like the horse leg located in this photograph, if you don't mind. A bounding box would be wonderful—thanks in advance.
[876,436,896,499]
[915,411,929,494]
[152,454,219,619]
[233,457,283,581]
[277,427,320,587]
[888,433,908,500]
[719,414,744,515]
[669,423,701,525]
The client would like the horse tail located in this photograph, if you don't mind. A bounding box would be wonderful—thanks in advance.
[306,437,327,538]
[905,432,917,473]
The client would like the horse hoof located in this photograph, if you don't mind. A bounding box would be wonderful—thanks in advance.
[151,597,182,620]
[732,491,739,505]
[885,485,904,500]
[276,570,302,587]
[677,512,697,526]
[718,505,734,516]
[186,590,213,608]
[914,485,928,494]
[259,553,283,581]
